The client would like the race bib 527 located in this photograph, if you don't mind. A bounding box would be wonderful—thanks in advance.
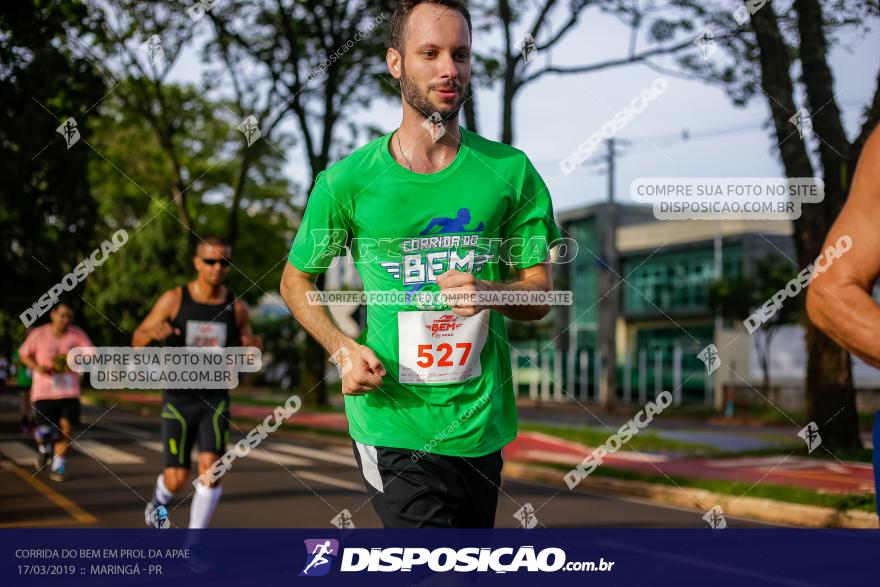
[397,310,489,385]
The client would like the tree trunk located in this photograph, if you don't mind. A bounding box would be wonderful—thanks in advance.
[303,167,331,407]
[750,2,859,449]
[498,0,516,146]
[227,148,253,248]
[500,74,516,146]
[793,0,860,448]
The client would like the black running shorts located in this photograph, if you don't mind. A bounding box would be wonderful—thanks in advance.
[352,440,503,528]
[33,398,81,428]
[161,393,230,469]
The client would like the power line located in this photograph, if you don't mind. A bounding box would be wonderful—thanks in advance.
[623,95,873,154]
[536,95,873,169]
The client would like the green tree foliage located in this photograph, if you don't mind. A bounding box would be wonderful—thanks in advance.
[0,0,107,350]
[82,81,295,345]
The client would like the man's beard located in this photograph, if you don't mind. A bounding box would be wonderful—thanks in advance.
[399,60,464,121]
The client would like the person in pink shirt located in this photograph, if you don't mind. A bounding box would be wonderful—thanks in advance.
[18,303,94,481]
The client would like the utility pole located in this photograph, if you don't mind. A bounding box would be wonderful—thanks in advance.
[598,138,620,410]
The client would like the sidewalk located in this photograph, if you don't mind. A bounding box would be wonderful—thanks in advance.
[90,391,875,496]
[506,430,875,495]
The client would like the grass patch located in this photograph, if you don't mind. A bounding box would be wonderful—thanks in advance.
[684,404,878,431]
[697,443,874,464]
[536,461,877,514]
[520,422,720,455]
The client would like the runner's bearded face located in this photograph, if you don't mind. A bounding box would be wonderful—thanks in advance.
[194,244,232,287]
[397,4,471,120]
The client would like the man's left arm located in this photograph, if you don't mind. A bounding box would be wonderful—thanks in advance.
[436,261,553,321]
[235,301,263,349]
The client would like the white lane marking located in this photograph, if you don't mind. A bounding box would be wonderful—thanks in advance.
[135,441,313,467]
[137,439,359,490]
[73,440,145,465]
[248,448,313,467]
[92,421,152,439]
[0,442,37,466]
[294,470,364,492]
[267,443,357,467]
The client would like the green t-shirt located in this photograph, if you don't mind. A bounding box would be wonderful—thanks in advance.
[288,127,561,457]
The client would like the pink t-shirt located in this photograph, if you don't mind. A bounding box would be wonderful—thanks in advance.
[19,325,94,402]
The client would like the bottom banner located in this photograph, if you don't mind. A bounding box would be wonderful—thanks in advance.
[2,529,876,585]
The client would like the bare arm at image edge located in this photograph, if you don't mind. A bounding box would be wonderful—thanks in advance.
[806,125,880,368]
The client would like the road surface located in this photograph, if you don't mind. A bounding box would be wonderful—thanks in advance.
[0,397,776,529]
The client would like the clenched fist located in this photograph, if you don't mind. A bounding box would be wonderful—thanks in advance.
[146,321,181,343]
[436,269,488,317]
[332,341,386,396]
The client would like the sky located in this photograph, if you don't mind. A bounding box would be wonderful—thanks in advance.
[168,3,879,216]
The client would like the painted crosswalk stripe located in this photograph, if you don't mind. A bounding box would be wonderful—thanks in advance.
[246,448,313,467]
[137,440,204,465]
[73,440,145,465]
[1,440,146,467]
[135,441,313,467]
[267,443,357,467]
[93,421,152,439]
[0,442,37,467]
[294,470,364,492]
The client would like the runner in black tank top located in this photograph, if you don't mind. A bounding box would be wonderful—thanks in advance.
[166,283,241,394]
[132,236,261,529]
[162,283,239,463]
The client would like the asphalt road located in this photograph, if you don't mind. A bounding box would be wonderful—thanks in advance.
[0,396,777,529]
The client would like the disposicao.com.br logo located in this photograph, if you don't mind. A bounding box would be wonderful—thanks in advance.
[300,539,339,577]
[299,542,614,575]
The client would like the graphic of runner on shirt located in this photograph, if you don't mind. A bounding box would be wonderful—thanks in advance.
[406,208,486,304]
[419,207,484,235]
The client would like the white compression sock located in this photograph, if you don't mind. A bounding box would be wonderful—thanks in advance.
[154,474,175,506]
[189,482,223,529]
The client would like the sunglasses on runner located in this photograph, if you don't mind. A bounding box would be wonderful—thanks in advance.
[200,257,231,267]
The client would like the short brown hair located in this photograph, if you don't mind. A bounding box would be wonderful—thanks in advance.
[195,235,230,255]
[390,0,472,55]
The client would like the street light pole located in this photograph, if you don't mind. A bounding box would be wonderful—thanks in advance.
[598,138,619,409]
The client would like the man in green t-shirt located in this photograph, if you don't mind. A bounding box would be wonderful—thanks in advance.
[280,0,561,528]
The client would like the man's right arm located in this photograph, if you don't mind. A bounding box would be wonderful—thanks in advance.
[131,289,181,348]
[279,263,385,394]
[806,126,880,367]
[18,348,47,375]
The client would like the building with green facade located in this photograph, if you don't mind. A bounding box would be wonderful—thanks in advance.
[515,204,798,407]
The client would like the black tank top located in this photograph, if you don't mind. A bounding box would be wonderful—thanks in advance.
[165,284,240,398]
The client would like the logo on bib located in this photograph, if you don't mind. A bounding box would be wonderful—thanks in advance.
[186,321,228,347]
[426,314,462,337]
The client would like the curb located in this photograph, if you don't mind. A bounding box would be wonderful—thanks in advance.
[502,462,878,529]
